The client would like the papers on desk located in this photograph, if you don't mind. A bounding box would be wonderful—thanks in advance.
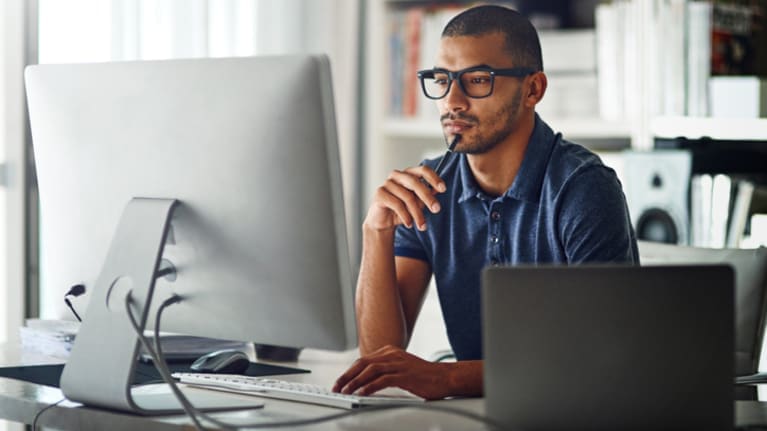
[20,319,249,362]
[20,319,78,359]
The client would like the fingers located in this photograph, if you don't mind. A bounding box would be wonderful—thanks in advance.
[338,362,399,396]
[332,345,401,394]
[380,177,428,230]
[332,345,446,398]
[332,357,368,392]
[333,346,395,393]
[374,167,445,231]
[355,374,403,396]
[409,166,446,194]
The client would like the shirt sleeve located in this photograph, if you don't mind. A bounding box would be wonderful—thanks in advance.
[556,165,640,264]
[394,224,429,261]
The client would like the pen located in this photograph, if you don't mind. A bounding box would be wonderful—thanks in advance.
[433,134,461,178]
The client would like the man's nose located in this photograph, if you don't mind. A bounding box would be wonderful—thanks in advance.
[442,79,469,113]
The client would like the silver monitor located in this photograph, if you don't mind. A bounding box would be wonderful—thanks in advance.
[25,54,356,413]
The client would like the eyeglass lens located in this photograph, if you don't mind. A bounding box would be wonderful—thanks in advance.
[422,70,494,99]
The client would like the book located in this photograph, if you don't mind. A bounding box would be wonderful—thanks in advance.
[595,2,623,121]
[387,10,406,117]
[659,0,688,116]
[727,180,755,248]
[402,7,423,117]
[686,1,712,117]
[691,174,713,247]
[621,0,639,121]
[416,5,461,121]
[710,173,732,248]
[711,3,754,75]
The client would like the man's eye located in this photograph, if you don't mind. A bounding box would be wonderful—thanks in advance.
[467,76,491,85]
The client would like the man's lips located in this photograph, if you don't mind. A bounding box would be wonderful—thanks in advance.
[443,121,473,134]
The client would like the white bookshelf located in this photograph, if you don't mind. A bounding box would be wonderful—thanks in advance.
[545,117,634,140]
[652,116,767,141]
[383,117,633,141]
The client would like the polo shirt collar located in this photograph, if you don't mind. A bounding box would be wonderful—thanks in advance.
[457,113,557,204]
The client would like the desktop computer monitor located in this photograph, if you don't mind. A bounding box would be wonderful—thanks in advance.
[25,54,356,413]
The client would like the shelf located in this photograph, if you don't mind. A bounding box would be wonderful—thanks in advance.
[383,116,633,141]
[652,116,767,141]
[545,117,632,140]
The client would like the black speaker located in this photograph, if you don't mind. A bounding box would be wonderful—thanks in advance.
[624,150,692,244]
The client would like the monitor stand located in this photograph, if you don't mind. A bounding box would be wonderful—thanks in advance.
[59,198,263,414]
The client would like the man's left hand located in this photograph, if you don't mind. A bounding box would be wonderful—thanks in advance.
[332,345,454,400]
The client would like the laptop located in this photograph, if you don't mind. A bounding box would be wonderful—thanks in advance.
[482,265,734,431]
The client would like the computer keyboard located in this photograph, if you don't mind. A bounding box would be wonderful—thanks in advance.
[172,372,425,409]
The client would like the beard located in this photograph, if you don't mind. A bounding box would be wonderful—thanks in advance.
[442,86,523,155]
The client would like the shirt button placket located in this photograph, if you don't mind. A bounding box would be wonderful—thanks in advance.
[489,204,502,266]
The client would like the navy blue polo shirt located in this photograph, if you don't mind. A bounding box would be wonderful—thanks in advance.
[394,114,639,361]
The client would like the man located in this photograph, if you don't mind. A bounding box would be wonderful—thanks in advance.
[333,5,638,400]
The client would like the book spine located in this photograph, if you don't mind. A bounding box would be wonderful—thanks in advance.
[686,1,712,117]
[596,2,623,120]
[402,8,423,117]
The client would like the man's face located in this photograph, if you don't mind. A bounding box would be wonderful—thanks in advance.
[434,32,526,155]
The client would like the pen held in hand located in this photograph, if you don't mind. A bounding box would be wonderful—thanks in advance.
[433,134,461,178]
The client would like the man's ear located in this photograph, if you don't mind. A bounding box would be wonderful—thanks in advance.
[524,72,547,108]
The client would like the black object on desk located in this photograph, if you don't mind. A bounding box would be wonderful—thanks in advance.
[0,360,308,389]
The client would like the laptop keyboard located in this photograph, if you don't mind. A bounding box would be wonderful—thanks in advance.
[172,372,424,409]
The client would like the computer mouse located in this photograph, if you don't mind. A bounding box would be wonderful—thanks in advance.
[190,349,250,374]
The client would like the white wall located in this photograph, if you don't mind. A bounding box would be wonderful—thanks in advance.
[0,0,29,348]
[0,0,34,428]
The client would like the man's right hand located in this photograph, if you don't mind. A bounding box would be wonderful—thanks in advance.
[364,166,446,232]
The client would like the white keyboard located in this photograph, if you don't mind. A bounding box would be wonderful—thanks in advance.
[172,373,425,409]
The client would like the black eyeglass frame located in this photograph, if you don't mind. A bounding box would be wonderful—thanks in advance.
[417,66,537,100]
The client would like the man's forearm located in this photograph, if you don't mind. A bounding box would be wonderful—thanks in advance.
[355,225,408,354]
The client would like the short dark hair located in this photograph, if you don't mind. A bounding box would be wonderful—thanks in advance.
[442,5,543,72]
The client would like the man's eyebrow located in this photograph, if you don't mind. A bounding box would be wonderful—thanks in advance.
[432,63,493,70]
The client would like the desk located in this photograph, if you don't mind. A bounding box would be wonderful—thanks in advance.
[0,344,486,430]
[3,344,767,430]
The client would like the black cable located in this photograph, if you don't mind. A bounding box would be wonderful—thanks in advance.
[64,297,81,322]
[126,293,505,430]
[31,397,65,431]
[64,284,86,322]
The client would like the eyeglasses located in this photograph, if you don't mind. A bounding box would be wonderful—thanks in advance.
[417,66,536,100]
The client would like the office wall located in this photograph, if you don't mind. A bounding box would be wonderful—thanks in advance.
[0,0,30,346]
[0,0,34,429]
